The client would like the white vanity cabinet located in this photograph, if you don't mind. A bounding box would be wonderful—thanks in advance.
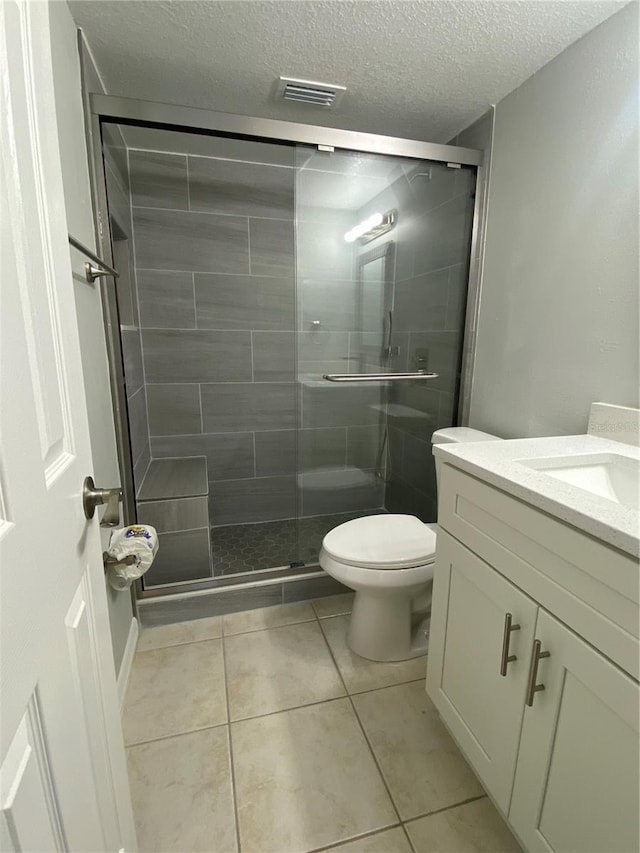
[427,463,639,853]
[509,608,639,853]
[428,530,537,814]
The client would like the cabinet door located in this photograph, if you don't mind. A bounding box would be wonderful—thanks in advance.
[427,530,538,813]
[510,610,639,853]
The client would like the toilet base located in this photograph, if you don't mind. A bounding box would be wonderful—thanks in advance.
[347,590,430,662]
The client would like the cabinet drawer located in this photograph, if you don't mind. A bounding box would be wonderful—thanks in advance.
[438,464,639,678]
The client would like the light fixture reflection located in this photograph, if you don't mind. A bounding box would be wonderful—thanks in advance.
[344,209,397,244]
[344,212,384,243]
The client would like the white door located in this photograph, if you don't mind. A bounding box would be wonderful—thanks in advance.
[509,610,640,853]
[0,2,135,850]
[426,529,538,814]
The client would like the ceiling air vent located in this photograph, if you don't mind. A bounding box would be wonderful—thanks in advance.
[277,77,346,109]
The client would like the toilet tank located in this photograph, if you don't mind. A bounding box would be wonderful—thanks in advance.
[431,427,501,495]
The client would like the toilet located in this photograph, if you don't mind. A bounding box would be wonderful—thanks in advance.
[319,427,500,662]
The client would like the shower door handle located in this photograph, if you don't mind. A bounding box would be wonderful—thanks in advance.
[322,372,438,382]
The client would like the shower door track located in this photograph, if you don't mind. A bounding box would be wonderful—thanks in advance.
[85,91,488,604]
[90,94,483,166]
[140,563,323,599]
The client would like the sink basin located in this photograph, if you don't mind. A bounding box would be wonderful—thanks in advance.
[518,453,640,509]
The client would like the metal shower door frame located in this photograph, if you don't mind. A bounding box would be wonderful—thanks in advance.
[84,93,487,600]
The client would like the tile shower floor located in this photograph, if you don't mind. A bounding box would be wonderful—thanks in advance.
[125,594,522,853]
[211,512,382,575]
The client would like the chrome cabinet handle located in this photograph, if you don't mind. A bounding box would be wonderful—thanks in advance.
[499,612,521,676]
[82,476,122,527]
[525,639,551,706]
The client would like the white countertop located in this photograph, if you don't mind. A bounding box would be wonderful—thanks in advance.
[434,435,640,557]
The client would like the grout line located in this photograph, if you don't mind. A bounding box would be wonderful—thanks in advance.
[346,675,427,699]
[198,382,204,434]
[191,272,198,329]
[247,218,252,275]
[348,694,403,825]
[148,425,360,435]
[140,524,210,537]
[316,619,403,826]
[144,379,292,385]
[128,146,296,170]
[343,425,349,468]
[402,823,417,853]
[308,822,403,853]
[185,155,191,211]
[251,431,257,478]
[221,633,243,853]
[135,267,288,278]
[137,635,224,653]
[230,693,349,727]
[141,326,298,332]
[131,201,294,222]
[223,615,316,639]
[393,260,463,287]
[125,719,229,750]
[403,793,488,826]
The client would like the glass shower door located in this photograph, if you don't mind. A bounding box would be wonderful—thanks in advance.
[103,123,302,588]
[294,145,476,565]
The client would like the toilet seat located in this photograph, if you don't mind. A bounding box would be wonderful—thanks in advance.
[322,514,437,570]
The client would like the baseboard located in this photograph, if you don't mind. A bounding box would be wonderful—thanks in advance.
[117,616,139,710]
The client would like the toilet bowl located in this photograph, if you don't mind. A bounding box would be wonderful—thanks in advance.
[319,427,500,662]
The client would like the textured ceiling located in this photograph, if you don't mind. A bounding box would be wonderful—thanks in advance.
[70,0,626,142]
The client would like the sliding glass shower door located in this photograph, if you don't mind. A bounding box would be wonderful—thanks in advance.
[103,124,301,589]
[294,146,476,565]
[102,120,476,589]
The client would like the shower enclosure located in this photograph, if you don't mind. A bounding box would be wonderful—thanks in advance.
[92,97,482,608]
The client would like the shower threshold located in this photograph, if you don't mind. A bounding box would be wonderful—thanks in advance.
[138,510,385,599]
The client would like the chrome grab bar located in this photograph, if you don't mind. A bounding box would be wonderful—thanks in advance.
[322,372,439,382]
[68,234,120,283]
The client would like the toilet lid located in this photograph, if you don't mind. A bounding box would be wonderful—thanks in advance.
[322,514,437,569]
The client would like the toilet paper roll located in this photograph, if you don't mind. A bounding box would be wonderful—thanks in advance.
[106,525,158,591]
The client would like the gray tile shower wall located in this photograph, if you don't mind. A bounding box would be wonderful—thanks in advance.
[129,142,299,526]
[137,271,196,329]
[125,139,402,536]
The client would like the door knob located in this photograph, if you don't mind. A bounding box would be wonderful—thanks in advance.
[82,476,122,527]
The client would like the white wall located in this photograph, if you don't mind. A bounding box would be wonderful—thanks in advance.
[48,1,134,675]
[470,3,639,438]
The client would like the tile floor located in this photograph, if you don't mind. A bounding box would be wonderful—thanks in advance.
[125,594,522,853]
